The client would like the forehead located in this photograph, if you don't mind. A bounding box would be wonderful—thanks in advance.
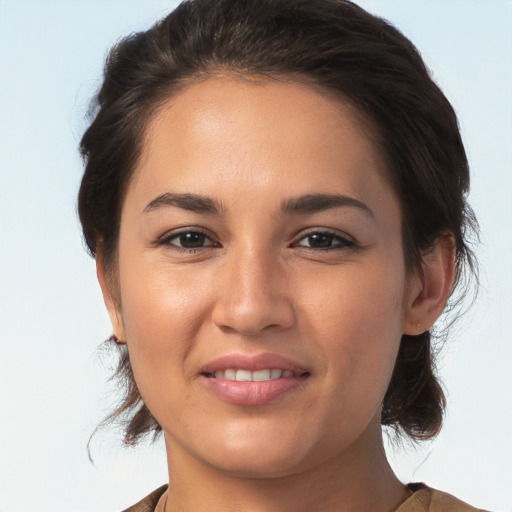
[129,77,393,213]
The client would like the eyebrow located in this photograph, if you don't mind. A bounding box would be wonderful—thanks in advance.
[143,192,373,218]
[143,193,221,214]
[280,194,374,218]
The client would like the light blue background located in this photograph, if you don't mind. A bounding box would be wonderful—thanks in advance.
[1,1,510,510]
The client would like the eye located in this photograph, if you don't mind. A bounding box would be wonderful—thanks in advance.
[157,229,218,250]
[294,230,355,250]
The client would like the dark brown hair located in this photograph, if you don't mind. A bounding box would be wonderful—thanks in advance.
[79,0,477,445]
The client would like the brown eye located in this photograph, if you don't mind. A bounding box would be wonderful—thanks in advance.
[295,231,354,250]
[176,232,209,248]
[159,230,217,250]
[305,233,335,248]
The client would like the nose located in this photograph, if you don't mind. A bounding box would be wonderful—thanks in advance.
[211,246,295,336]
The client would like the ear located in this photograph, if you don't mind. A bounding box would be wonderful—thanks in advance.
[402,233,456,335]
[96,246,126,342]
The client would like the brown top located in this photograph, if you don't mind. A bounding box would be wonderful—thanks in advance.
[397,484,488,512]
[121,484,167,512]
[121,483,488,512]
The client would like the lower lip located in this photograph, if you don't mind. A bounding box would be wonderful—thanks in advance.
[202,374,309,406]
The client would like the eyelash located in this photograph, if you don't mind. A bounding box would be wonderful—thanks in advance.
[155,228,356,253]
[292,229,355,251]
[156,228,219,253]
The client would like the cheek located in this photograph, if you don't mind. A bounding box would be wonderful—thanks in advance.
[119,251,213,334]
[301,263,406,393]
[116,258,213,401]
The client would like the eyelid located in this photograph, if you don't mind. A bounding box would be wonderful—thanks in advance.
[154,226,220,250]
[291,227,356,249]
[152,226,356,251]
[293,226,354,241]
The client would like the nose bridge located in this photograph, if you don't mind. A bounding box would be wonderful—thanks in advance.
[233,243,275,303]
[212,239,294,335]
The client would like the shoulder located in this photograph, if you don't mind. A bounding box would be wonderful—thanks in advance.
[397,484,490,512]
[120,484,168,512]
[118,483,489,512]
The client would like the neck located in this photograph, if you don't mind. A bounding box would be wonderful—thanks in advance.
[161,424,409,512]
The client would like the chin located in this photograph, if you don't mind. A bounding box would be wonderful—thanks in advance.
[190,422,332,479]
[210,451,308,480]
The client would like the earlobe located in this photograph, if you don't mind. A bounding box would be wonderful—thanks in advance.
[403,233,456,335]
[96,247,126,341]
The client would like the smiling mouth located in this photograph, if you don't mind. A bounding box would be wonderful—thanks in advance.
[204,369,307,381]
[202,368,310,405]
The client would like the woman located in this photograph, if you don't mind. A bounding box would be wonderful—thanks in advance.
[78,0,483,510]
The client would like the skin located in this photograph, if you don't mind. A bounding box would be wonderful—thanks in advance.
[98,78,454,512]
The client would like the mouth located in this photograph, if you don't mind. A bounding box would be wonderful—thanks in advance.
[200,353,310,406]
[203,368,303,381]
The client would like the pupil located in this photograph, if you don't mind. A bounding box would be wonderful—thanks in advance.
[180,232,205,248]
[309,234,332,247]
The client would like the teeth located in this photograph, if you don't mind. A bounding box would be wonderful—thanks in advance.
[211,369,295,381]
[252,369,270,381]
[235,369,252,381]
[224,369,236,380]
[270,369,283,379]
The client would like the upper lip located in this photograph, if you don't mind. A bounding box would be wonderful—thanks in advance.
[201,352,309,375]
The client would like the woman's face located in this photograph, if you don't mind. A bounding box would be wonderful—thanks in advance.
[105,78,421,477]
